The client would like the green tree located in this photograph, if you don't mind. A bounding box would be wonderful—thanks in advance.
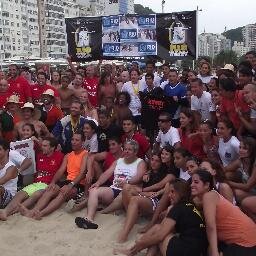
[134,4,155,15]
[214,50,238,67]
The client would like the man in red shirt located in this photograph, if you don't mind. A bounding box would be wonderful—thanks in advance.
[121,116,151,159]
[0,137,64,220]
[83,65,99,107]
[40,89,63,132]
[7,64,32,104]
[31,72,59,105]
[219,78,250,133]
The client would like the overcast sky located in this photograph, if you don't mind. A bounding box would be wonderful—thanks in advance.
[134,0,256,34]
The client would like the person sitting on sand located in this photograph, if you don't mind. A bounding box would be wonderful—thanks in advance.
[0,139,18,209]
[117,151,176,243]
[18,131,88,220]
[75,140,146,229]
[114,179,208,256]
[0,137,63,220]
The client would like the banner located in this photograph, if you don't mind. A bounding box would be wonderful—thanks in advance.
[10,139,36,175]
[65,11,196,62]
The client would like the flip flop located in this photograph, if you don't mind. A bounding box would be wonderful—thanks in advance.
[75,217,98,229]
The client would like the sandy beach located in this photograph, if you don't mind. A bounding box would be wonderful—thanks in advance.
[0,208,146,256]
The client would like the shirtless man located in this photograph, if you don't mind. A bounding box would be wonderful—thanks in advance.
[69,73,87,100]
[116,71,130,92]
[58,75,74,114]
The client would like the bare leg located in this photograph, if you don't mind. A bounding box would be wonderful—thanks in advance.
[122,184,141,211]
[146,246,159,256]
[0,191,28,220]
[241,196,256,222]
[22,190,45,209]
[118,196,153,243]
[159,234,174,256]
[86,187,114,221]
[100,193,123,214]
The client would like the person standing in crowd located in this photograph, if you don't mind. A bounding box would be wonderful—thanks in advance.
[161,69,188,127]
[139,73,167,143]
[79,90,98,121]
[58,75,74,115]
[219,78,250,135]
[160,63,170,84]
[197,62,212,86]
[83,65,99,107]
[97,72,117,107]
[52,101,87,153]
[7,64,32,104]
[31,72,59,105]
[121,116,151,160]
[14,102,49,139]
[0,79,11,109]
[238,83,256,136]
[238,67,253,90]
[0,137,63,220]
[0,139,18,209]
[245,50,256,74]
[116,71,130,92]
[50,71,61,90]
[0,95,21,142]
[190,78,215,122]
[140,60,161,88]
[122,69,144,125]
[69,73,87,100]
[39,89,63,132]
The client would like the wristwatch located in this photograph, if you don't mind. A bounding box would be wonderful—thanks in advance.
[69,181,75,187]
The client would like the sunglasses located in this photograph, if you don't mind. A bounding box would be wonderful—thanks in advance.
[158,119,169,123]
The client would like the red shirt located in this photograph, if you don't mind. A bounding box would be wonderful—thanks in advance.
[0,91,11,109]
[31,84,59,104]
[34,151,64,184]
[7,76,32,104]
[44,105,63,129]
[121,132,150,159]
[220,90,250,130]
[103,151,117,182]
[83,77,99,107]
[179,129,206,160]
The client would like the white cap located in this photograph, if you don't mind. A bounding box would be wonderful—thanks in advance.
[21,102,34,109]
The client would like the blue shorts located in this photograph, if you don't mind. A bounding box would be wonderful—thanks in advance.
[111,188,121,198]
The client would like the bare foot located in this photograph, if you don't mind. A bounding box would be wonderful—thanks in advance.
[113,248,132,255]
[72,198,88,212]
[18,204,34,218]
[32,209,43,220]
[117,233,128,244]
[0,210,7,221]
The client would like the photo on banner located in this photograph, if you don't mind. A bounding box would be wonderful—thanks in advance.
[65,16,102,62]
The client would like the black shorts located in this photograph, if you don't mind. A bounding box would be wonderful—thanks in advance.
[166,236,205,256]
[111,188,121,198]
[57,180,84,194]
[222,244,256,256]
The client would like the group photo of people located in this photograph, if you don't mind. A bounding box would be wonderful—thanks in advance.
[0,52,256,256]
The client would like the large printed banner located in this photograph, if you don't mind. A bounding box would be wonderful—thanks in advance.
[65,11,196,62]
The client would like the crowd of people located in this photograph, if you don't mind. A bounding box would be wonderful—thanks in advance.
[0,52,256,256]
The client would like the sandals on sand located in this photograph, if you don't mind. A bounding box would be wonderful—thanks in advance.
[75,217,98,229]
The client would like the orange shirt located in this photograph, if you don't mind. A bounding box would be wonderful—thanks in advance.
[66,150,87,182]
[45,105,63,129]
[216,194,256,247]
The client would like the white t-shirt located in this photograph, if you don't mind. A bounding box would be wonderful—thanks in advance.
[218,136,240,167]
[191,91,214,120]
[250,108,256,119]
[111,158,142,190]
[156,126,180,148]
[197,74,212,84]
[140,72,161,88]
[179,169,191,181]
[0,161,17,196]
[122,81,145,116]
[9,150,26,167]
[83,133,98,153]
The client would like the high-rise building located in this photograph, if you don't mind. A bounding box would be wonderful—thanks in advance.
[0,0,40,59]
[198,33,231,59]
[232,41,250,57]
[104,0,134,15]
[242,24,256,51]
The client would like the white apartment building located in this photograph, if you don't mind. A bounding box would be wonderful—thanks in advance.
[104,0,134,15]
[0,0,40,59]
[198,33,231,59]
[242,24,256,51]
[232,41,250,57]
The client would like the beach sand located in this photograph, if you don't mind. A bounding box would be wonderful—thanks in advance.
[0,208,146,256]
